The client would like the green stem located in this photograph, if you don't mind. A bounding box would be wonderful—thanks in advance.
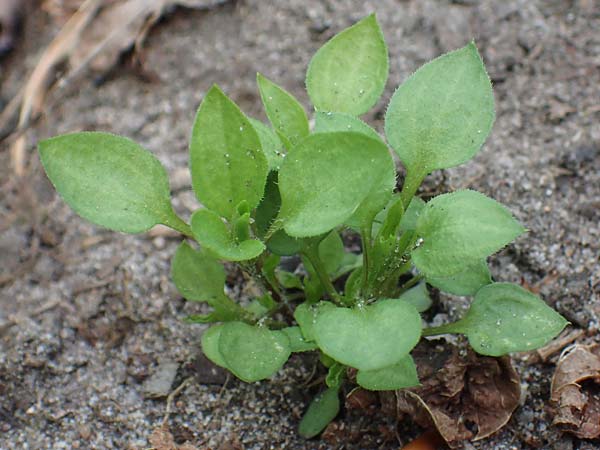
[163,212,193,238]
[399,169,426,210]
[376,260,412,297]
[303,245,342,305]
[360,226,372,298]
[422,321,464,337]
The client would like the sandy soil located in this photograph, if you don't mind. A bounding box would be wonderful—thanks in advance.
[1,0,599,448]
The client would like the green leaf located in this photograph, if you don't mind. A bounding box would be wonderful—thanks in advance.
[201,324,228,369]
[254,172,304,255]
[333,252,362,280]
[314,112,381,141]
[249,118,285,171]
[399,197,426,233]
[275,270,303,289]
[398,282,432,313]
[306,14,389,116]
[318,231,345,275]
[294,302,336,342]
[376,195,404,239]
[427,259,492,296]
[191,209,265,261]
[257,73,309,148]
[190,85,268,219]
[344,157,396,230]
[344,267,363,301]
[298,387,340,438]
[412,190,525,277]
[385,42,495,175]
[325,363,345,389]
[171,241,225,302]
[278,132,394,237]
[218,322,291,382]
[313,298,421,371]
[38,132,184,234]
[281,327,318,352]
[356,355,419,391]
[313,113,396,232]
[448,283,568,356]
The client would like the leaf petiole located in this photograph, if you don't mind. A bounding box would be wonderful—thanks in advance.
[162,213,193,238]
[303,244,342,305]
[421,321,463,337]
[399,169,425,211]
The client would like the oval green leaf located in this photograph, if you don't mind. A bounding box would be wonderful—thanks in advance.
[218,322,291,382]
[191,209,265,261]
[278,132,394,237]
[452,283,568,356]
[38,132,183,234]
[171,241,225,303]
[385,42,495,174]
[313,298,421,371]
[201,324,228,369]
[306,14,389,116]
[257,73,309,148]
[298,388,340,438]
[356,355,420,391]
[426,259,492,296]
[412,190,525,277]
[398,282,432,313]
[190,85,268,219]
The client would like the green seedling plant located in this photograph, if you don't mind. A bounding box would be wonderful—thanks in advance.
[38,14,568,439]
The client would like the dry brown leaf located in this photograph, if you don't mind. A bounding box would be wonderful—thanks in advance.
[149,425,199,450]
[380,340,520,449]
[2,0,230,176]
[551,344,600,439]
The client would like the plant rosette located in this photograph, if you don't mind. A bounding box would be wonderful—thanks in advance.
[38,13,568,441]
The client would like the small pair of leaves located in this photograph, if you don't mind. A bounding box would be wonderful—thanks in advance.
[306,14,389,116]
[428,283,568,356]
[278,132,395,237]
[38,132,187,234]
[191,209,264,261]
[171,242,244,322]
[313,298,421,371]
[201,322,291,382]
[412,190,525,277]
[190,85,269,220]
[385,42,495,178]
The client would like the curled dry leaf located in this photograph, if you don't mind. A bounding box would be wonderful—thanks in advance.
[550,343,600,439]
[380,340,520,449]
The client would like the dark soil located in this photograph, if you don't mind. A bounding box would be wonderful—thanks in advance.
[1,0,599,448]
